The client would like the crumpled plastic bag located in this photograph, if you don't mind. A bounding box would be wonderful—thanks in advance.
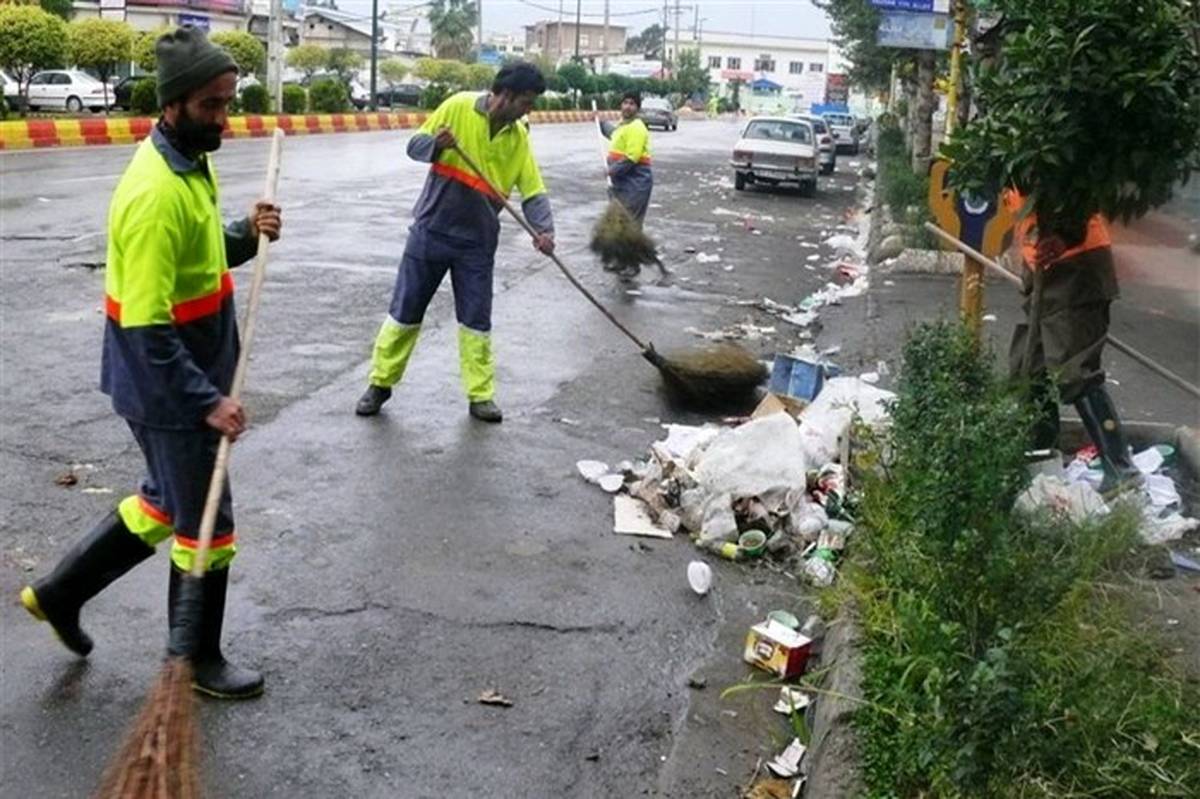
[699,493,739,544]
[1015,474,1109,524]
[798,376,895,466]
[693,413,807,497]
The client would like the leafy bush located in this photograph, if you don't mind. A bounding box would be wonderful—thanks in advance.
[281,84,307,114]
[130,77,158,115]
[308,77,348,113]
[849,321,1200,798]
[420,83,450,110]
[240,83,269,114]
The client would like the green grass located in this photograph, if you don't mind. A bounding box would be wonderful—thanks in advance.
[847,322,1200,798]
[875,117,935,248]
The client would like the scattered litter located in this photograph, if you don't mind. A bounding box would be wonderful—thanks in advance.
[714,767,728,776]
[687,675,708,690]
[684,245,697,254]
[557,417,580,426]
[823,233,859,254]
[1166,618,1181,627]
[806,254,821,262]
[686,322,776,342]
[773,687,812,714]
[983,313,998,322]
[695,413,807,497]
[613,495,673,538]
[696,252,721,263]
[1016,474,1109,524]
[798,240,819,249]
[744,618,813,679]
[745,778,794,799]
[576,460,609,483]
[477,690,513,707]
[598,474,625,493]
[687,560,713,595]
[767,738,807,778]
[860,371,880,384]
[81,487,114,495]
[625,289,643,297]
[658,423,720,460]
[798,377,895,466]
[54,472,78,487]
[884,279,896,286]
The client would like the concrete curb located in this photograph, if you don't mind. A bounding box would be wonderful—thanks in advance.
[803,614,865,797]
[0,109,618,150]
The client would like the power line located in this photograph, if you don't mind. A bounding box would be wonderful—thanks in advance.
[516,0,658,18]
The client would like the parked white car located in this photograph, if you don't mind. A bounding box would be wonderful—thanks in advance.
[26,70,115,113]
[2,70,21,108]
[791,114,837,175]
[731,116,820,196]
[822,112,860,154]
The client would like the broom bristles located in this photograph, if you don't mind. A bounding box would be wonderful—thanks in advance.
[658,342,767,403]
[95,657,200,799]
[589,201,659,271]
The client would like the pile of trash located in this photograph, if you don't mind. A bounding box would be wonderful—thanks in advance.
[1016,443,1199,546]
[577,374,896,587]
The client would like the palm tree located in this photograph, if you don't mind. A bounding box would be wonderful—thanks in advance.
[428,0,478,61]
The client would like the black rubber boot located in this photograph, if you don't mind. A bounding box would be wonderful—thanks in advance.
[20,510,155,656]
[168,567,264,699]
[468,400,503,423]
[355,384,392,416]
[1075,385,1144,496]
[1028,375,1061,451]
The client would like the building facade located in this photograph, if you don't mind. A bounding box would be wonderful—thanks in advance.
[524,20,626,62]
[72,0,250,34]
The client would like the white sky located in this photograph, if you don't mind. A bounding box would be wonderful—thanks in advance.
[339,1,833,41]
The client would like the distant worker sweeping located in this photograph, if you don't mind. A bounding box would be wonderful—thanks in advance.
[355,63,555,422]
[19,26,282,699]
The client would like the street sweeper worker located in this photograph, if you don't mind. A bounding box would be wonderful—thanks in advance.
[355,62,555,422]
[604,91,653,226]
[1003,188,1141,496]
[20,26,282,700]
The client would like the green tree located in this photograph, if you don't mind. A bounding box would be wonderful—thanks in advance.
[813,0,901,93]
[39,0,72,20]
[326,47,363,84]
[626,23,665,58]
[674,47,709,98]
[0,4,67,116]
[944,0,1200,240]
[131,26,168,73]
[378,57,409,89]
[428,0,477,61]
[209,30,265,78]
[412,56,467,90]
[67,18,133,114]
[286,43,328,83]
[556,60,591,103]
[463,62,494,90]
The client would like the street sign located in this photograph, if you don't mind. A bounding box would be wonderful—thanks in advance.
[928,159,1014,258]
[178,13,211,31]
[877,11,953,50]
[871,0,950,12]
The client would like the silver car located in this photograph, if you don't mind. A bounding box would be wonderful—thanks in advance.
[731,116,820,196]
[640,97,678,131]
[791,114,836,175]
[822,112,860,154]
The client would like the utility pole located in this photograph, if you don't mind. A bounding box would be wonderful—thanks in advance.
[369,0,378,111]
[478,0,483,60]
[557,0,564,61]
[672,0,680,79]
[602,0,610,74]
[574,0,582,61]
[267,0,283,111]
[662,0,668,76]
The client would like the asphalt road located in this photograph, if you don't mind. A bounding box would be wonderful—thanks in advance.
[2,119,1196,798]
[1,119,872,798]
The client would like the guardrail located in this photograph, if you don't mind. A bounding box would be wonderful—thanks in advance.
[0,109,616,150]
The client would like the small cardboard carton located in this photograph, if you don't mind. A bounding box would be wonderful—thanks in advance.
[744,619,813,679]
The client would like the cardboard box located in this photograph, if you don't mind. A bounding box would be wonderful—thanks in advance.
[743,620,813,679]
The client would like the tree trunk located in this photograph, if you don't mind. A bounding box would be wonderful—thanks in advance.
[912,49,935,175]
[903,74,917,146]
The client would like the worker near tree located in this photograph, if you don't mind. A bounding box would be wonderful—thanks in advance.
[20,27,282,699]
[1004,189,1141,495]
[355,63,555,422]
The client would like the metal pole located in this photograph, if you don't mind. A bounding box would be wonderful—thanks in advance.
[945,0,966,138]
[924,222,1200,400]
[369,0,378,111]
[267,0,283,111]
[478,0,483,58]
[662,0,668,74]
[557,0,564,60]
[602,0,610,74]
[574,0,582,61]
[672,0,680,79]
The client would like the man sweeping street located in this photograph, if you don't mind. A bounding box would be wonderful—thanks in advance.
[355,63,555,422]
[20,27,282,699]
[1005,189,1142,496]
[604,91,654,229]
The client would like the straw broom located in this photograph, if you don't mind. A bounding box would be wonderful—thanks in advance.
[94,128,284,799]
[452,143,765,404]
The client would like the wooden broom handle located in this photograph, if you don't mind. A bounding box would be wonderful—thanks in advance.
[190,129,285,578]
[450,143,650,352]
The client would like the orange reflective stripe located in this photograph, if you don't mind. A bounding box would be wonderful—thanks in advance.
[105,272,233,325]
[174,532,236,550]
[607,151,651,166]
[138,495,172,526]
[432,161,500,199]
[172,271,233,323]
[1004,189,1110,268]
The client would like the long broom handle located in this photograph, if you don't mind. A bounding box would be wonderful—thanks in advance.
[450,143,651,353]
[190,129,285,579]
[924,221,1200,401]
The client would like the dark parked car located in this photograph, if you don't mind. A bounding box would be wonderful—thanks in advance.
[375,83,422,108]
[113,74,151,111]
[640,97,678,131]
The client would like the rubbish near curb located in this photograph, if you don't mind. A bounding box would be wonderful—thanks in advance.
[768,355,840,403]
[773,687,812,714]
[613,495,673,538]
[687,560,714,595]
[766,738,807,778]
[477,690,514,707]
[1170,551,1200,573]
[744,618,813,679]
[745,777,799,799]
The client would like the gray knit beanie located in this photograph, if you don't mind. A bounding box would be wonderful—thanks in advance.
[155,26,238,106]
